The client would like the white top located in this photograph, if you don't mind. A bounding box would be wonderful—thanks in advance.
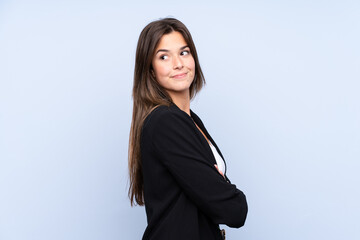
[209,142,226,174]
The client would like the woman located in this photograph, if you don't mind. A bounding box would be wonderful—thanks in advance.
[128,18,248,240]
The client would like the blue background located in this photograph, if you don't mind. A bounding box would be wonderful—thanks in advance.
[1,0,359,239]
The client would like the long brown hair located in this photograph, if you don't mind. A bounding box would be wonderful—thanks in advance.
[128,18,205,206]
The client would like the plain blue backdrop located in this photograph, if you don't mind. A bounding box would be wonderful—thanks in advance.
[1,0,359,239]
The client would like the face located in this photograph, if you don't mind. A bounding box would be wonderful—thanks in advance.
[152,31,195,99]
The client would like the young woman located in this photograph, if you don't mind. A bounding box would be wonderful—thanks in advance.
[128,18,248,240]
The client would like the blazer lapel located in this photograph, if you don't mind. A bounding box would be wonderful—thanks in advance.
[190,110,228,175]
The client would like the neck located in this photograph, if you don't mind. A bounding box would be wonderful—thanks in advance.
[169,91,191,115]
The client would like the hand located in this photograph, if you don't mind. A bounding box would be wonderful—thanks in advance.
[214,164,225,179]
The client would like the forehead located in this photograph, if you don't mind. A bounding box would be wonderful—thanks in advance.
[155,31,188,50]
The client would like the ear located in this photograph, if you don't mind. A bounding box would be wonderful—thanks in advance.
[151,69,156,78]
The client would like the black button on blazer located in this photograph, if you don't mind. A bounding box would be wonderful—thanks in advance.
[140,104,248,240]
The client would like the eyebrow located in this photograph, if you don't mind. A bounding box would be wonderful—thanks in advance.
[156,45,189,54]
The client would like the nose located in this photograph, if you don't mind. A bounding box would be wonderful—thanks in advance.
[173,55,183,69]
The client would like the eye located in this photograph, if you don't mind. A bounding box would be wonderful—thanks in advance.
[160,55,168,60]
[181,50,190,56]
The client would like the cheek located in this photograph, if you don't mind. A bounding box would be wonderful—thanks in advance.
[187,57,196,72]
[153,62,171,78]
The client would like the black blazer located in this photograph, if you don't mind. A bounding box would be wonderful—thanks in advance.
[140,104,248,240]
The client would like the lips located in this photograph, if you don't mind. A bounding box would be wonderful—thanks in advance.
[172,72,187,79]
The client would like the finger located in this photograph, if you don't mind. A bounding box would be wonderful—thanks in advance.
[214,164,225,178]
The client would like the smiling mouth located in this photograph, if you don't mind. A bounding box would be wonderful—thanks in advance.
[172,73,187,79]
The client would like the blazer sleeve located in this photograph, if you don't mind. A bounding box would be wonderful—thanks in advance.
[147,108,248,228]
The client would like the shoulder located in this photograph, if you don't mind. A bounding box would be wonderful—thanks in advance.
[144,105,174,123]
[143,105,191,128]
[142,104,194,137]
[143,105,178,127]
